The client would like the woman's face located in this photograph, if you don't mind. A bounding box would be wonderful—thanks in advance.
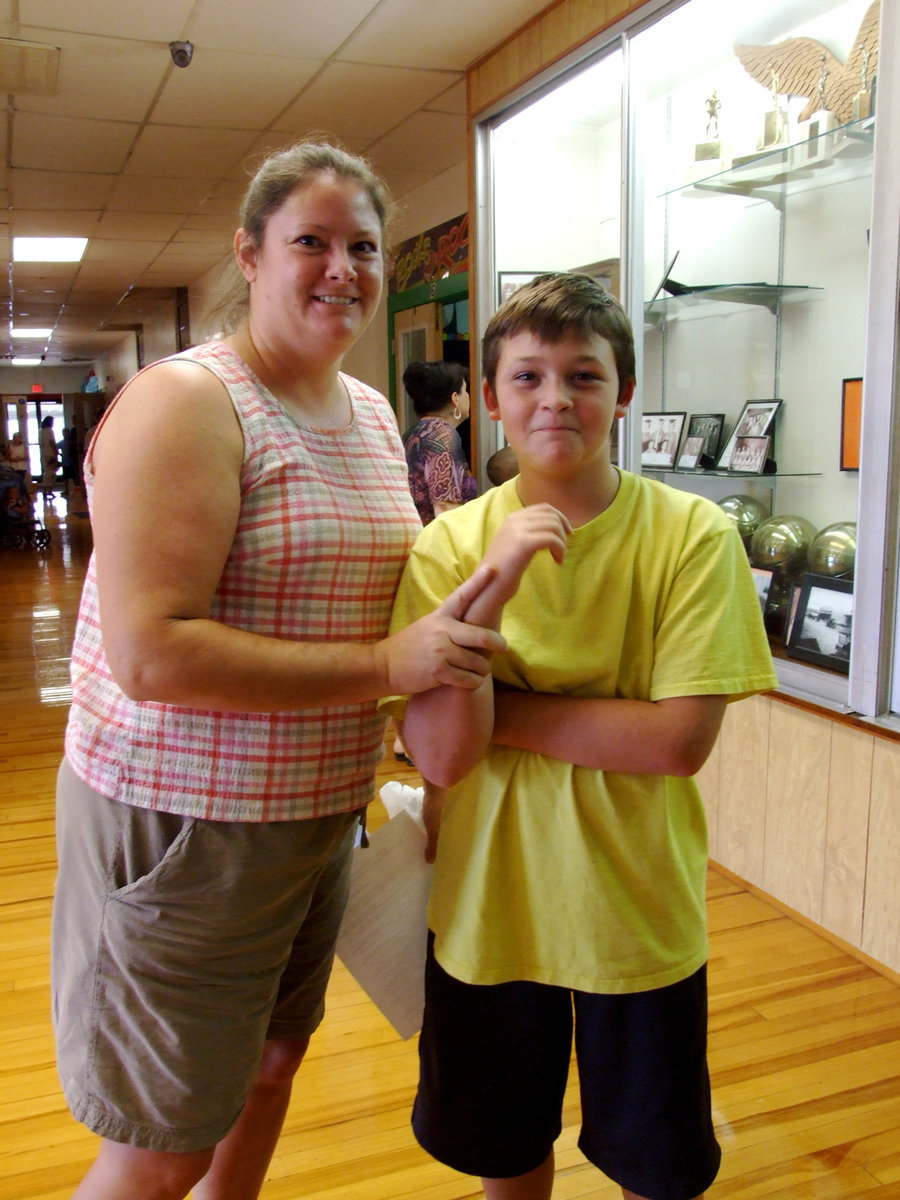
[236,171,384,360]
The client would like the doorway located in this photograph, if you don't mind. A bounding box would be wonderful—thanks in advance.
[388,274,471,461]
[3,395,64,480]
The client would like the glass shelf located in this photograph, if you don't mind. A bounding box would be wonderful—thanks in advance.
[662,116,874,208]
[644,283,821,325]
[643,469,822,480]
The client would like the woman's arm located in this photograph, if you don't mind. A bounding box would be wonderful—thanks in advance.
[91,363,503,713]
[492,689,727,776]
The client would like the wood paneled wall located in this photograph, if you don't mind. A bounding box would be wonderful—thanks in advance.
[467,0,643,116]
[697,694,900,976]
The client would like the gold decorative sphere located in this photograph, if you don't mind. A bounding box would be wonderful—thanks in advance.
[718,494,769,542]
[808,522,857,577]
[749,515,818,577]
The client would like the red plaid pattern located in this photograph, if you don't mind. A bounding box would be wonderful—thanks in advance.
[65,342,422,821]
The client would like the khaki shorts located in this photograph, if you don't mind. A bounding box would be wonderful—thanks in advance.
[52,757,361,1152]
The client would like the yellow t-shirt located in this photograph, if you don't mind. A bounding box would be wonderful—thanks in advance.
[385,471,778,993]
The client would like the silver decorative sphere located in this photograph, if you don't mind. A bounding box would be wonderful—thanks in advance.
[718,494,769,541]
[808,522,857,577]
[750,514,818,577]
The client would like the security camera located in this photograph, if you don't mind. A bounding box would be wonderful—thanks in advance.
[169,41,194,68]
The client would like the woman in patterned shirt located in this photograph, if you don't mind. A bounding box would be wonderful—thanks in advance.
[402,360,479,524]
[52,141,503,1200]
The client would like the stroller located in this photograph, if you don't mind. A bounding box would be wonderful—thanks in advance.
[0,466,51,550]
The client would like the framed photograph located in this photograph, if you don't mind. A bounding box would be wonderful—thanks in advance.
[785,574,853,673]
[641,411,687,470]
[498,272,541,304]
[729,435,771,474]
[717,399,781,470]
[686,413,725,460]
[840,377,862,470]
[750,567,774,613]
[677,435,706,470]
[569,257,620,297]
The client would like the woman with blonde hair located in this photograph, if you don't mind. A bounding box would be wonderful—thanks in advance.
[52,140,502,1200]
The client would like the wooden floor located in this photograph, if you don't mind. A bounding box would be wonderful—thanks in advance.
[1,492,899,1200]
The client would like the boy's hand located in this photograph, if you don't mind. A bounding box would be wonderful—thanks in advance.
[475,504,572,610]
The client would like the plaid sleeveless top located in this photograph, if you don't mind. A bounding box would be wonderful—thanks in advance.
[65,341,422,820]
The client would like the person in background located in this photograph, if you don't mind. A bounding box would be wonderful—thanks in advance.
[385,273,777,1200]
[402,360,478,524]
[485,444,518,486]
[39,415,59,487]
[52,139,503,1200]
[60,426,79,498]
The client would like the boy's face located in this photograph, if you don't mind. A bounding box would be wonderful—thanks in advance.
[483,329,634,485]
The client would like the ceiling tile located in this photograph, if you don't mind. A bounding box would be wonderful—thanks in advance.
[11,208,101,236]
[184,0,378,57]
[94,211,185,240]
[339,0,556,70]
[152,48,321,130]
[17,29,168,121]
[11,168,116,209]
[19,0,196,42]
[273,62,461,142]
[107,175,215,213]
[368,110,467,174]
[424,78,467,114]
[12,112,137,172]
[123,125,259,179]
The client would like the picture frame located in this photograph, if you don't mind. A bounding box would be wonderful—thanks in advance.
[497,272,541,304]
[785,573,853,673]
[729,435,771,474]
[685,413,725,461]
[750,566,774,613]
[677,435,706,470]
[840,377,862,471]
[569,257,620,298]
[641,411,687,470]
[717,399,781,470]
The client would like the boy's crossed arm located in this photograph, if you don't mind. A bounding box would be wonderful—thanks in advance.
[491,690,727,778]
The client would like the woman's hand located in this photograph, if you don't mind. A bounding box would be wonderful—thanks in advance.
[378,565,506,695]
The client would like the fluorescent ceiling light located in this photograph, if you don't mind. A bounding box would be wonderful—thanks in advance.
[13,236,87,262]
[11,356,42,365]
[11,326,52,338]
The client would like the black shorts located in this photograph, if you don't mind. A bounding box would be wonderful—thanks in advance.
[413,935,721,1200]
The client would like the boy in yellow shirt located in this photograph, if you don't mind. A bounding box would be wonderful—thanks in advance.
[385,273,777,1200]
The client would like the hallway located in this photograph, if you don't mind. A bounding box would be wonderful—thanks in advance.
[1,495,898,1199]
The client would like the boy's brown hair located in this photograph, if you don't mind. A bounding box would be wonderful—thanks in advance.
[482,272,635,400]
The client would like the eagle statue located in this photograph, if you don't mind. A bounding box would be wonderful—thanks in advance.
[734,0,879,124]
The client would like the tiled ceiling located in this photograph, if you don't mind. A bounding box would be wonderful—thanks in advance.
[1,0,553,366]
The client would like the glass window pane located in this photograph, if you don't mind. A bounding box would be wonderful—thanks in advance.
[492,48,623,301]
[631,0,873,694]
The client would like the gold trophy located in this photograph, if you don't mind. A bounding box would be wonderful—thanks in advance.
[852,43,873,120]
[689,90,730,180]
[760,65,788,150]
